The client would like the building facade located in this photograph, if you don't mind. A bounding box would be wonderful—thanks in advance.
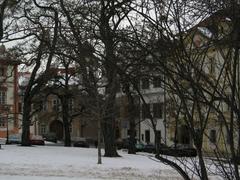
[33,93,98,142]
[18,67,98,143]
[0,46,20,139]
[116,76,166,145]
[165,11,238,155]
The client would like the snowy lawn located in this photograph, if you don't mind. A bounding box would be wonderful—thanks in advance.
[0,144,182,180]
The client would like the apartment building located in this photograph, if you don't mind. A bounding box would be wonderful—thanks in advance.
[166,9,238,154]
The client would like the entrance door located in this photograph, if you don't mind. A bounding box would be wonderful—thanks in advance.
[178,125,190,144]
[49,120,63,140]
[145,130,150,143]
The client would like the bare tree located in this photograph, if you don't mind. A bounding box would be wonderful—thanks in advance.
[56,0,135,157]
[126,0,240,179]
[5,0,59,145]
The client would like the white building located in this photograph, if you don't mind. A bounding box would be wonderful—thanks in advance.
[116,75,166,145]
[139,76,166,144]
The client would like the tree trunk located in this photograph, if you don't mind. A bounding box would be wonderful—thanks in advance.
[21,100,31,146]
[124,84,136,154]
[102,116,119,157]
[128,121,136,154]
[61,96,71,147]
[154,129,161,156]
[102,79,119,156]
[102,50,119,157]
[102,83,119,157]
[197,148,208,180]
[98,0,120,157]
[63,121,71,147]
[97,116,102,164]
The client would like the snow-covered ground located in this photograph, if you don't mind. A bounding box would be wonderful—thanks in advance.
[0,144,224,180]
[0,144,181,180]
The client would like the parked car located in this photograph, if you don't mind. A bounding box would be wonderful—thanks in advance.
[173,144,197,157]
[116,138,141,150]
[73,140,90,148]
[143,143,156,153]
[135,142,145,152]
[43,133,57,143]
[142,143,168,153]
[158,144,197,157]
[8,134,21,144]
[116,138,146,152]
[30,135,45,145]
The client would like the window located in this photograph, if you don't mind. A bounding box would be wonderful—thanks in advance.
[156,130,161,144]
[32,103,39,111]
[116,127,120,139]
[226,131,230,144]
[41,101,47,111]
[145,130,150,143]
[68,99,73,112]
[18,102,22,113]
[69,123,72,133]
[195,128,201,138]
[141,134,144,141]
[153,103,163,118]
[0,91,6,104]
[153,76,162,88]
[127,130,136,137]
[115,105,120,117]
[209,58,215,74]
[134,105,140,118]
[0,66,5,76]
[210,129,216,143]
[142,104,150,119]
[40,124,46,134]
[0,115,5,127]
[141,78,149,89]
[53,99,57,110]
[53,98,60,111]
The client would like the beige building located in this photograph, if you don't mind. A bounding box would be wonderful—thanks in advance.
[33,93,98,142]
[166,11,237,155]
[17,66,98,143]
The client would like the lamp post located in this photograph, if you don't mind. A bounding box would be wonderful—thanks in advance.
[3,105,11,144]
[6,108,9,144]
